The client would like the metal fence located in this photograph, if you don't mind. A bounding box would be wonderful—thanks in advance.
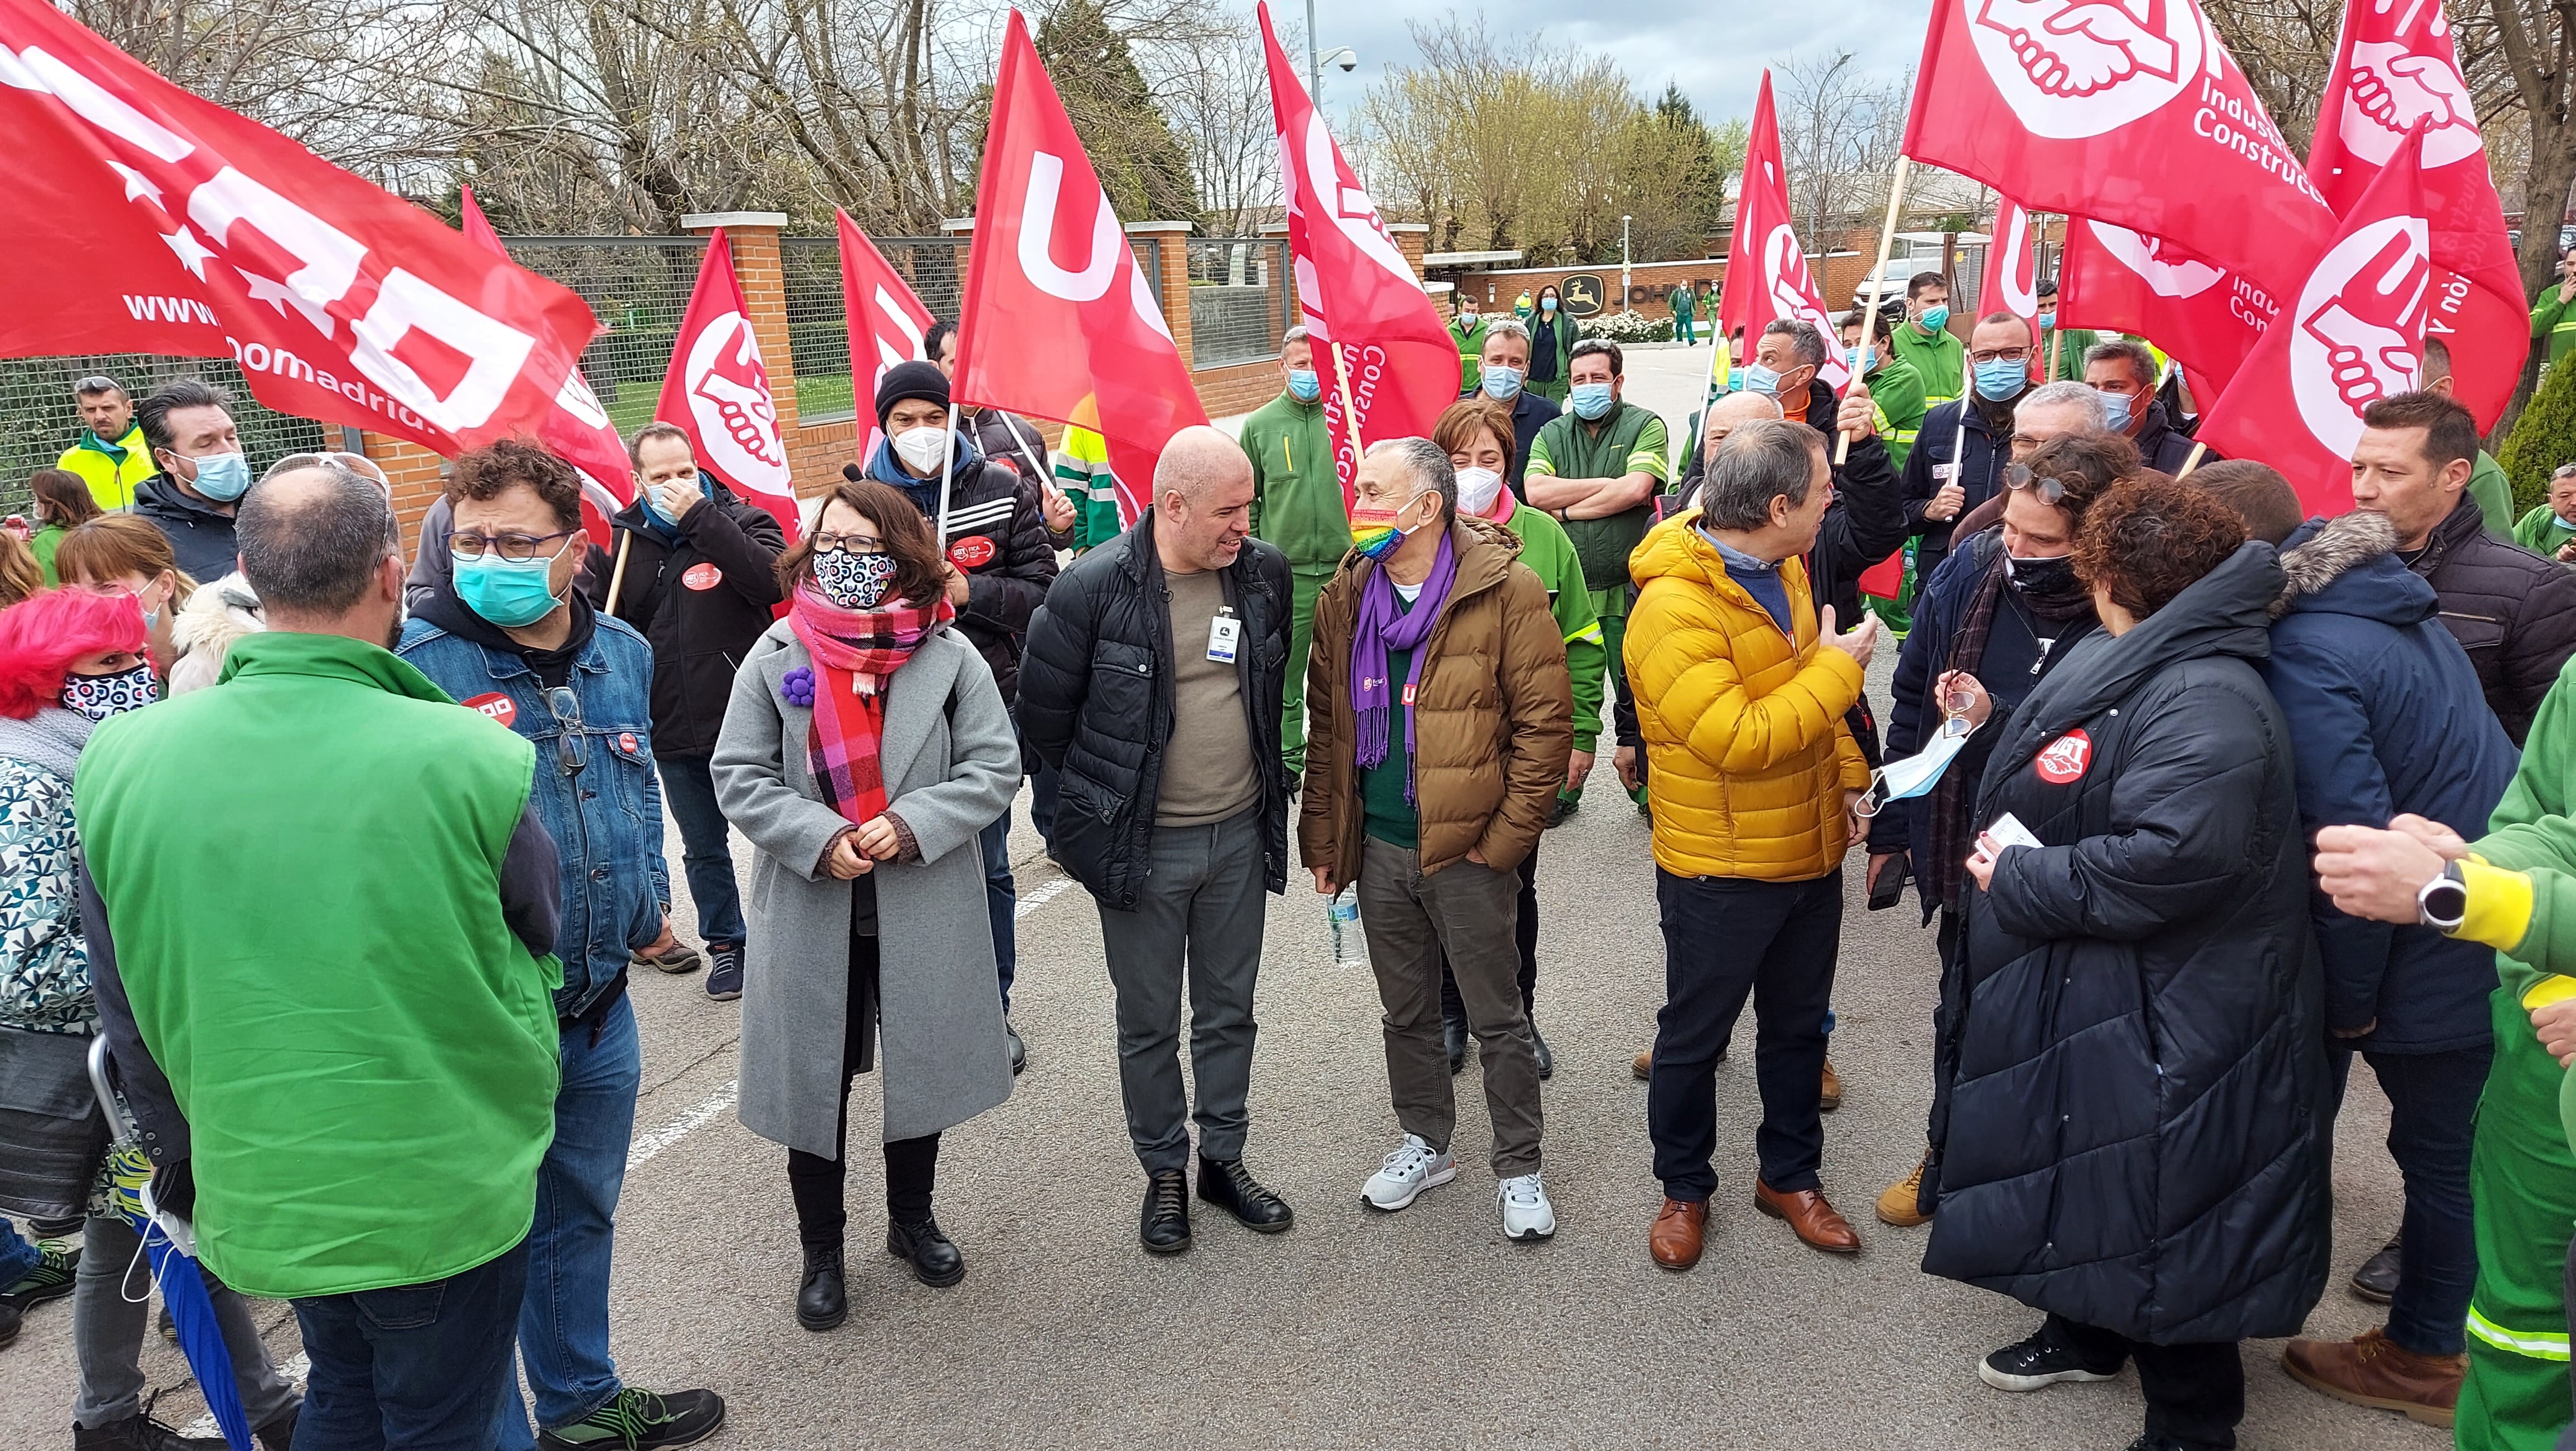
[1186,238,1290,369]
[0,357,329,518]
[501,236,708,441]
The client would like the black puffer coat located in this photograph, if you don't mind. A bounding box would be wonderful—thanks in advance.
[2408,491,2576,747]
[1925,542,2330,1345]
[592,484,784,756]
[1016,512,1292,911]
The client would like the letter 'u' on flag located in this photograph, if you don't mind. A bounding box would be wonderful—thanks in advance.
[1982,193,2042,357]
[955,9,1207,529]
[836,207,938,468]
[656,230,800,540]
[0,0,597,454]
[2197,125,2447,517]
[1719,71,1850,395]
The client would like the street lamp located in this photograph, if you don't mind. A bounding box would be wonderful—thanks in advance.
[1622,215,1632,313]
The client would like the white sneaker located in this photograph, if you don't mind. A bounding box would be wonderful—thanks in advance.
[1498,1171,1555,1240]
[1361,1134,1456,1211]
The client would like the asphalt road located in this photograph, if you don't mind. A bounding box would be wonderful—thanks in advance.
[0,348,2448,1448]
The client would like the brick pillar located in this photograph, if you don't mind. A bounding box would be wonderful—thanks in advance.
[1387,223,1428,282]
[363,433,450,555]
[683,212,812,489]
[1126,221,1193,365]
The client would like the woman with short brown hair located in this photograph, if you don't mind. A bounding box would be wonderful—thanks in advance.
[53,514,194,675]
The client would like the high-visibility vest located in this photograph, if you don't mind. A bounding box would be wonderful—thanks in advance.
[56,425,157,511]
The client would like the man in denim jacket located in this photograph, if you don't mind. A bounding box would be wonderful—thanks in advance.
[398,440,725,1451]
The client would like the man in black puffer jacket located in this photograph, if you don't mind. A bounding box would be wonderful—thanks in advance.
[2355,391,2576,747]
[1017,427,1295,1254]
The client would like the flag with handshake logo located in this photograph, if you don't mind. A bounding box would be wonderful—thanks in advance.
[656,231,801,541]
[0,0,597,455]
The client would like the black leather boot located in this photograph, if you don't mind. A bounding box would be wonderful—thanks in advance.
[796,1244,846,1331]
[1197,1156,1294,1233]
[888,1217,965,1287]
[1140,1168,1192,1254]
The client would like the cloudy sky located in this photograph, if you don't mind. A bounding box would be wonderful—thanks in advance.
[1293,0,1930,126]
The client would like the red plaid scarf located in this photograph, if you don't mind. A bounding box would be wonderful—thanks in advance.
[787,581,954,825]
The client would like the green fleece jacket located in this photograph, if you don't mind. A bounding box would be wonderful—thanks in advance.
[2517,503,2576,559]
[1494,496,1604,752]
[2461,671,2576,1155]
[1863,356,1929,471]
[2470,450,2515,542]
[1891,321,1964,402]
[1239,392,1347,571]
[2535,284,2576,366]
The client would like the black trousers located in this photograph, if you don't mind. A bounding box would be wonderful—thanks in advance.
[784,933,941,1248]
[1647,868,1841,1200]
[1919,907,1966,1215]
[1437,840,1542,1024]
[2043,1315,2243,1449]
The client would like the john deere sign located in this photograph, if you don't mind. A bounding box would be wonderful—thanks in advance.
[1559,274,1607,317]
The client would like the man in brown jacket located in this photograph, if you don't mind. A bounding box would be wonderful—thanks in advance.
[1300,436,1574,1240]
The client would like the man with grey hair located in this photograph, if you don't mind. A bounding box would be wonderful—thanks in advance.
[2082,336,2208,475]
[1240,323,1347,776]
[79,457,568,1446]
[1301,436,1573,1239]
[1631,418,1879,1268]
[1474,317,1562,491]
[1020,425,1298,1254]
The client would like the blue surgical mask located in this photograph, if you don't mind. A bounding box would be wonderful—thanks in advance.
[2036,311,2057,330]
[1973,359,2029,402]
[1569,382,1614,420]
[1727,366,1747,392]
[183,449,251,503]
[1287,368,1321,403]
[1540,297,1557,313]
[454,552,567,629]
[2100,389,2134,432]
[1481,366,1525,402]
[1846,345,1876,376]
[1918,304,1950,333]
[1741,363,1782,398]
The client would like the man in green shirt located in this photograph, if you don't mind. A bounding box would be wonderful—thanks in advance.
[2518,465,2576,562]
[52,373,156,512]
[1889,272,1965,403]
[2531,246,2576,369]
[1524,338,1667,809]
[81,460,562,1442]
[1449,295,1489,397]
[1671,283,1698,345]
[1838,308,1927,470]
[1238,325,1349,775]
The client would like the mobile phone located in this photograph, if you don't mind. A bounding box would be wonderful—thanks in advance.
[1867,854,1910,911]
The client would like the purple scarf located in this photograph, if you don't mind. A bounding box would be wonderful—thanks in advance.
[1350,532,1458,801]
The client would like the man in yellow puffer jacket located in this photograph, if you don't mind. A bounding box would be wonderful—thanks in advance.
[1629,417,1879,1274]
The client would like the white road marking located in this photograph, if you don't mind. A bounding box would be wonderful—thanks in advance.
[1014,871,1078,919]
[628,1079,739,1167]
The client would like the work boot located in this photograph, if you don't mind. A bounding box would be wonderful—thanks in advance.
[2281,1327,2465,1428]
[1877,1148,1933,1228]
[1820,1057,1843,1111]
[796,1244,846,1332]
[2349,1233,2401,1304]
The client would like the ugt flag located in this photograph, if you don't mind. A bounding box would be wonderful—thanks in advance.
[655,230,798,539]
[836,207,937,468]
[2196,126,2445,515]
[1259,1,1456,509]
[1719,71,1850,393]
[2307,0,2525,426]
[955,9,1207,529]
[1903,0,2335,305]
[0,0,596,454]
[1982,193,2043,356]
[2057,218,2276,391]
[460,186,633,546]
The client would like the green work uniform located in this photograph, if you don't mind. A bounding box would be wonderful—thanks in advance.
[28,523,67,586]
[2534,283,2576,368]
[2472,450,2518,542]
[76,632,562,1300]
[55,423,156,512]
[1891,320,1965,404]
[2516,503,2576,560]
[1862,355,1929,473]
[1051,425,1124,551]
[1671,286,1697,345]
[1526,400,1667,804]
[2038,324,2099,382]
[1240,391,1348,775]
[1450,314,1490,396]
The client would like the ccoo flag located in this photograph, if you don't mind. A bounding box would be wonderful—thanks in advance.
[836,207,938,466]
[1981,193,2043,358]
[2056,218,2277,391]
[1719,71,1850,393]
[655,231,799,539]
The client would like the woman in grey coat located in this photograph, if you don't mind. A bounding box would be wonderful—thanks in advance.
[713,478,1019,1333]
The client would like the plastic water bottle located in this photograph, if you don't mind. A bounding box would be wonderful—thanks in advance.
[1326,886,1362,966]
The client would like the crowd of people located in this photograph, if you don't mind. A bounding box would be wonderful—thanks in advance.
[6,283,2576,1451]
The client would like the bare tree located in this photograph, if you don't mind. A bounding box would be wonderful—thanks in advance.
[1774,52,1911,249]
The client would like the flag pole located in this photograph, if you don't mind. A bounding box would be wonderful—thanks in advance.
[1331,339,1368,477]
[603,529,632,615]
[2048,326,2063,378]
[2176,441,2207,478]
[1841,155,1913,465]
[935,420,958,546]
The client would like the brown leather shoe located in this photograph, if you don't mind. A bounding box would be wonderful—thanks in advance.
[1820,1057,1843,1111]
[2281,1328,2464,1428]
[1755,1180,1861,1253]
[1650,1197,1707,1270]
[1632,1049,1653,1080]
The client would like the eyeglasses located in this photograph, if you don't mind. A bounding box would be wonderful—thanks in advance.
[449,528,579,562]
[1967,347,2033,365]
[811,530,886,554]
[2003,462,2077,505]
[543,686,587,778]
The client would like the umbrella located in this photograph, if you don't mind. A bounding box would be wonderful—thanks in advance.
[86,1036,252,1450]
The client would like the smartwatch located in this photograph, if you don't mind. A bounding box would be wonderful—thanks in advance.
[2417,861,2468,933]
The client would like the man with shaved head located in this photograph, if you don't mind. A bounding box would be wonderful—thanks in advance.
[1018,425,1300,1253]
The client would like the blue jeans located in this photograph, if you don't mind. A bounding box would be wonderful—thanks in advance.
[496,995,641,1448]
[656,752,745,947]
[982,815,1017,1013]
[290,1238,529,1451]
[0,1218,37,1285]
[2332,1041,2488,1356]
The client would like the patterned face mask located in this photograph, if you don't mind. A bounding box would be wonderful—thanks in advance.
[61,662,156,721]
[812,549,899,611]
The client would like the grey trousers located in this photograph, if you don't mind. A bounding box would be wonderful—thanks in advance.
[75,1210,298,1430]
[1358,836,1543,1178]
[1097,809,1266,1174]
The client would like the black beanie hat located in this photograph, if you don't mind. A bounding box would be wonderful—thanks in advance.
[874,359,950,430]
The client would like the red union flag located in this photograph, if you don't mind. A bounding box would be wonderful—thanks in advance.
[0,0,595,452]
[836,207,936,467]
[655,231,797,537]
[1258,2,1456,508]
[1903,0,2336,304]
[2057,218,2279,389]
[1982,193,2043,355]
[955,9,1206,529]
[1720,72,1850,393]
[2308,0,2525,426]
[2198,129,2443,514]
[459,187,633,546]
